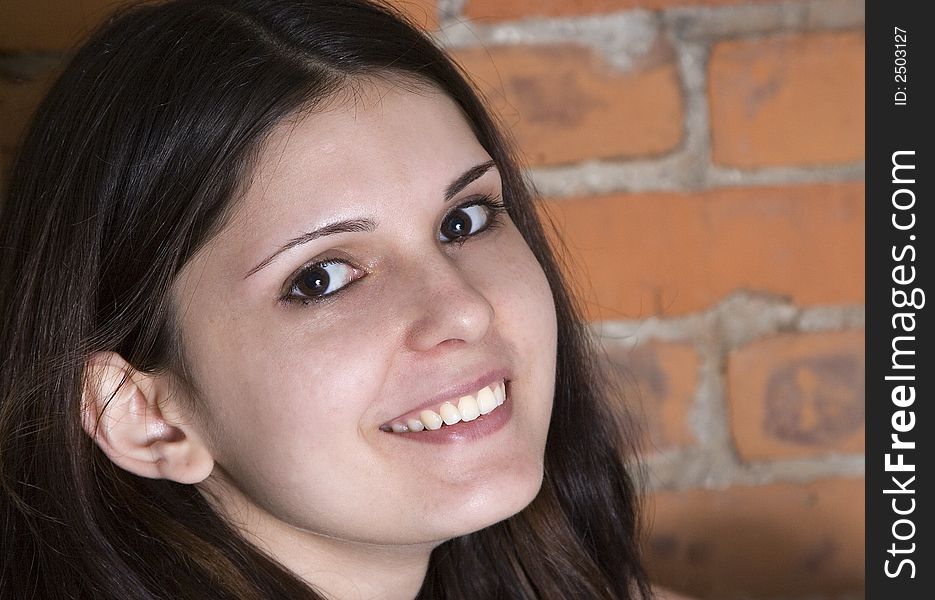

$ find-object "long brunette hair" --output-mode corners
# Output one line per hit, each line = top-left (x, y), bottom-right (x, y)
(0, 1), (651, 598)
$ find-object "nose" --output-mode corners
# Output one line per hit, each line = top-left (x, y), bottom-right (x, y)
(401, 252), (495, 353)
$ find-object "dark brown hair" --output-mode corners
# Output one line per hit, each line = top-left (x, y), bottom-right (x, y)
(0, 1), (651, 598)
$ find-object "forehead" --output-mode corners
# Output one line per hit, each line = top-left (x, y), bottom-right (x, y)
(242, 79), (488, 209)
(196, 78), (495, 277)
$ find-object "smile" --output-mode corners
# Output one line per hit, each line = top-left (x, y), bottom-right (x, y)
(380, 379), (507, 433)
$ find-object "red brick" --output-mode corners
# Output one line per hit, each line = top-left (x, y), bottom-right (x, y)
(0, 0), (130, 52)
(709, 30), (865, 169)
(454, 44), (683, 166)
(727, 330), (864, 461)
(603, 340), (699, 452)
(539, 181), (864, 320)
(465, 0), (777, 20)
(646, 479), (864, 599)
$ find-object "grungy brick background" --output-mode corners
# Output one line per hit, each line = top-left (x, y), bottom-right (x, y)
(1, 1), (865, 599)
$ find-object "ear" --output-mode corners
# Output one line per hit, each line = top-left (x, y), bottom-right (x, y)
(81, 351), (214, 484)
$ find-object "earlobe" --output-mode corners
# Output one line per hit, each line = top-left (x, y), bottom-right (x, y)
(82, 351), (214, 484)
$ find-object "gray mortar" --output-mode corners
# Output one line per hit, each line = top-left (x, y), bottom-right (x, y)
(647, 448), (865, 491)
(664, 0), (864, 41)
(436, 0), (465, 23)
(436, 11), (661, 71)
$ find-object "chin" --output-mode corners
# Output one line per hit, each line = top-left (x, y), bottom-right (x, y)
(429, 459), (546, 542)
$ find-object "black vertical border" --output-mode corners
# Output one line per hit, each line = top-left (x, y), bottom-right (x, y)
(866, 1), (932, 598)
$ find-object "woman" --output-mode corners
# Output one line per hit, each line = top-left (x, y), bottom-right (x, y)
(0, 1), (651, 598)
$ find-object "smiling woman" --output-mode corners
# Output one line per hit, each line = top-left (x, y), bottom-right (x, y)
(0, 1), (650, 599)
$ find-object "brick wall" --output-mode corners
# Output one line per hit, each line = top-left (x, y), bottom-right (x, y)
(1, 1), (865, 598)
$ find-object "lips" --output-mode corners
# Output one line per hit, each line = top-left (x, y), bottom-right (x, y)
(380, 378), (507, 433)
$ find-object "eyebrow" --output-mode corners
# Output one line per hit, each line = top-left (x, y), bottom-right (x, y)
(244, 219), (376, 278)
(444, 159), (496, 203)
(244, 159), (498, 279)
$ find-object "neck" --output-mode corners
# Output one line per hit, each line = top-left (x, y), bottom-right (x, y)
(263, 527), (434, 600)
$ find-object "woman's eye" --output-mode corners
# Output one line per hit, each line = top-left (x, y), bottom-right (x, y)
(438, 202), (499, 243)
(285, 260), (360, 303)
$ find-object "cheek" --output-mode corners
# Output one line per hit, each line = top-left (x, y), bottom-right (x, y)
(188, 327), (396, 525)
(183, 305), (394, 474)
(489, 227), (558, 356)
(480, 225), (558, 436)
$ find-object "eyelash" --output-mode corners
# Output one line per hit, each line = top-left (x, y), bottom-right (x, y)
(279, 194), (508, 306)
(442, 194), (506, 246)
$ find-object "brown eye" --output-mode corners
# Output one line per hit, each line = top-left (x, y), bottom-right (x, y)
(439, 204), (491, 242)
(288, 260), (359, 301)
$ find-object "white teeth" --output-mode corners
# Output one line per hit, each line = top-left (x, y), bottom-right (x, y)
(439, 402), (462, 426)
(420, 410), (443, 430)
(458, 394), (481, 421)
(494, 380), (505, 406)
(476, 386), (497, 414)
(385, 379), (509, 433)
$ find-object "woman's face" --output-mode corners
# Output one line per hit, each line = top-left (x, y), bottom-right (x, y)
(172, 79), (558, 549)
